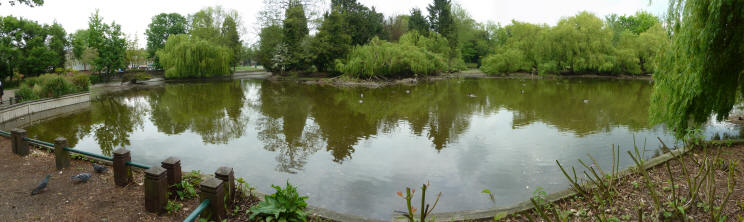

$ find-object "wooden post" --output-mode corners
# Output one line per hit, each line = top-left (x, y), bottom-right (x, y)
(53, 137), (70, 170)
(10, 129), (28, 156)
(144, 166), (168, 213)
(199, 177), (226, 221)
(161, 157), (182, 190)
(113, 148), (132, 186)
(215, 166), (235, 209)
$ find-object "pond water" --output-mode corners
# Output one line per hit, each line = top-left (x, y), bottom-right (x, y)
(22, 78), (742, 219)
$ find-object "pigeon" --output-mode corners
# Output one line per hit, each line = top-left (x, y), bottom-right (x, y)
(71, 173), (92, 183)
(92, 163), (107, 173)
(31, 174), (51, 195)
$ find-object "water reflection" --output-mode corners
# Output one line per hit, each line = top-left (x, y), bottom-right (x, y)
(24, 78), (740, 219)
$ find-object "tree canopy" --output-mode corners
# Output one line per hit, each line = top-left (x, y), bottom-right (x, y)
(145, 13), (187, 69)
(87, 10), (127, 77)
(649, 0), (744, 136)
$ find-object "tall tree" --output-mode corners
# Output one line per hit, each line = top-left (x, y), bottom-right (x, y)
(427, 0), (456, 44)
(330, 0), (384, 45)
(70, 29), (89, 69)
(408, 8), (429, 34)
(311, 9), (351, 73)
(87, 10), (127, 78)
(256, 25), (283, 72)
(145, 13), (187, 69)
(221, 16), (241, 70)
(47, 22), (67, 69)
(649, 0), (744, 136)
(282, 0), (309, 70)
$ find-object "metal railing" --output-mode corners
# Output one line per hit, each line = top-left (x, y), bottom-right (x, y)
(0, 130), (150, 169)
(183, 199), (210, 222)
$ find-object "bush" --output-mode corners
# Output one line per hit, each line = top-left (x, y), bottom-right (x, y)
(14, 73), (90, 102)
(538, 61), (560, 75)
(89, 74), (102, 84)
(249, 181), (308, 222)
(157, 34), (232, 79)
(15, 85), (39, 102)
(337, 37), (447, 78)
(69, 73), (91, 91)
(480, 48), (529, 75)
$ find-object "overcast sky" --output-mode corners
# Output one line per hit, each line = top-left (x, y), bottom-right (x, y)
(1, 0), (669, 47)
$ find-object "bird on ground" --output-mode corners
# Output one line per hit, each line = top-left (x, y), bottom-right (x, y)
(92, 163), (107, 173)
(71, 173), (92, 183)
(31, 175), (51, 195)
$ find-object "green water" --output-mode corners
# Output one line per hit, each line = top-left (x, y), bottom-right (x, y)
(24, 78), (732, 219)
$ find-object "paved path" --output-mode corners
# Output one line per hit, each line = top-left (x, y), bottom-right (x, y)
(1, 89), (15, 107)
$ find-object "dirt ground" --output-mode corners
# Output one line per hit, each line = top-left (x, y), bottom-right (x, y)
(501, 144), (744, 221)
(0, 137), (198, 222)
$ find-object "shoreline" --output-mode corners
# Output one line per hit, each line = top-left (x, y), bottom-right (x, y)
(268, 70), (653, 88)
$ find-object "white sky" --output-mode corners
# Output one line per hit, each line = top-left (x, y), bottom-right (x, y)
(0, 0), (669, 47)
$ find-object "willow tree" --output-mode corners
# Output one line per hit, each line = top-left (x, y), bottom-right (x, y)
(156, 34), (232, 78)
(650, 0), (744, 136)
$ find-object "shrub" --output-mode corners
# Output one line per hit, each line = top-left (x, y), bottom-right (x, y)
(538, 61), (560, 75)
(14, 73), (90, 102)
(89, 74), (102, 84)
(15, 85), (40, 102)
(157, 34), (232, 79)
(480, 48), (529, 75)
(69, 73), (91, 91)
(337, 37), (447, 78)
(249, 181), (308, 222)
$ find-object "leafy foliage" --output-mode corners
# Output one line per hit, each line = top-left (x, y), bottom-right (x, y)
(480, 11), (668, 75)
(87, 10), (127, 78)
(649, 0), (744, 136)
(156, 34), (232, 78)
(15, 73), (90, 102)
(0, 16), (66, 79)
(249, 181), (308, 222)
(145, 13), (187, 69)
(337, 37), (446, 78)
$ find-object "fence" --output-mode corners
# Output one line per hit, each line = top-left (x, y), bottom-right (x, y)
(0, 129), (232, 222)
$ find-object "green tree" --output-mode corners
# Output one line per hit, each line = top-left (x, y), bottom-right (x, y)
(408, 8), (429, 34)
(256, 25), (283, 72)
(331, 0), (384, 46)
(221, 16), (241, 70)
(145, 13), (187, 69)
(649, 0), (744, 136)
(311, 9), (351, 73)
(427, 0), (456, 47)
(47, 22), (67, 69)
(156, 34), (232, 78)
(87, 10), (127, 78)
(282, 0), (310, 71)
(70, 29), (91, 70)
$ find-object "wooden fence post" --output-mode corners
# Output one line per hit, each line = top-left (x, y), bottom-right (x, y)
(10, 129), (28, 156)
(161, 157), (182, 191)
(113, 148), (132, 186)
(215, 166), (235, 209)
(144, 166), (168, 213)
(53, 137), (70, 170)
(199, 177), (226, 221)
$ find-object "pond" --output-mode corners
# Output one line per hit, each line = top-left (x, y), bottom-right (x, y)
(22, 77), (742, 219)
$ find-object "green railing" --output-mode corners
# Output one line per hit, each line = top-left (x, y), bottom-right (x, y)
(1, 130), (150, 169)
(184, 199), (210, 222)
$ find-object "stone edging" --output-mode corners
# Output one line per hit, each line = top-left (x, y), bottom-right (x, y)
(0, 92), (90, 124)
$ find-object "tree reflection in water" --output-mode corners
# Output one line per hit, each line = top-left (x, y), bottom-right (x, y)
(25, 78), (659, 172)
